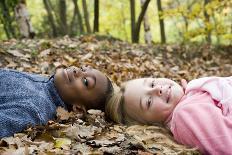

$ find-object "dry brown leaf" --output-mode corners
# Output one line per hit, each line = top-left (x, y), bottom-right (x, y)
(56, 107), (75, 121)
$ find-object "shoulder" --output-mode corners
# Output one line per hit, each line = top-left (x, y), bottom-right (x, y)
(172, 92), (221, 129)
(0, 99), (55, 125)
(170, 92), (232, 154)
(0, 68), (48, 82)
(170, 92), (216, 143)
(0, 100), (43, 122)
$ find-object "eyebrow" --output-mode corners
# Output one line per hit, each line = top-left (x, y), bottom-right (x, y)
(140, 79), (147, 110)
(139, 96), (144, 111)
(89, 74), (96, 89)
(143, 78), (147, 85)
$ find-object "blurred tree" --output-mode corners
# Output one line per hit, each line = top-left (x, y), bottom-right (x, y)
(59, 0), (68, 35)
(14, 0), (35, 38)
(0, 0), (17, 39)
(175, 0), (196, 42)
(43, 0), (57, 37)
(140, 0), (152, 44)
(94, 0), (99, 32)
(130, 0), (150, 43)
(0, 0), (231, 44)
(204, 0), (211, 43)
(71, 0), (84, 35)
(82, 0), (91, 33)
(130, 0), (136, 42)
(156, 0), (166, 43)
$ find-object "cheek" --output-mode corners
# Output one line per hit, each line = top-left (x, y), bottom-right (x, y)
(71, 80), (83, 92)
(153, 101), (167, 111)
(172, 87), (184, 103)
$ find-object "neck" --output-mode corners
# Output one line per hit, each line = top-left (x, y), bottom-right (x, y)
(47, 75), (66, 108)
(164, 112), (173, 129)
(164, 94), (186, 129)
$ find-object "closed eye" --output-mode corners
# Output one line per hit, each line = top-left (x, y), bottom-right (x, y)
(151, 80), (155, 88)
(146, 97), (152, 109)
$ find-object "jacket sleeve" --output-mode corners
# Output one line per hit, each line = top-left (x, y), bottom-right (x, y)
(0, 102), (42, 138)
(172, 103), (232, 155)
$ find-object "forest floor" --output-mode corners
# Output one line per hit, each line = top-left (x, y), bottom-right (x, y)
(0, 35), (231, 155)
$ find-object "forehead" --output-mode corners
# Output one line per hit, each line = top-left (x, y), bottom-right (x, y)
(92, 69), (107, 85)
(123, 78), (149, 122)
(125, 78), (152, 89)
(86, 69), (108, 105)
(84, 69), (108, 108)
(124, 78), (148, 106)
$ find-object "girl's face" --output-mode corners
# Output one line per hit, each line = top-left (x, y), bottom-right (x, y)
(54, 66), (108, 110)
(123, 78), (184, 124)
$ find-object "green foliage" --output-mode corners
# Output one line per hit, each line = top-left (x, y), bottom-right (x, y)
(0, 0), (19, 39)
(0, 0), (231, 45)
(162, 0), (232, 44)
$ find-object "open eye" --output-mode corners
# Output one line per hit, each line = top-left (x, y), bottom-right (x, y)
(82, 77), (88, 87)
(146, 97), (152, 109)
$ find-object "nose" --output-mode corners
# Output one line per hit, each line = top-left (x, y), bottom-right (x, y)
(71, 66), (91, 77)
(70, 66), (81, 78)
(81, 66), (92, 71)
(149, 86), (162, 96)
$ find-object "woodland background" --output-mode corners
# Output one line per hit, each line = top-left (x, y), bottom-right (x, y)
(0, 0), (232, 154)
(0, 0), (231, 44)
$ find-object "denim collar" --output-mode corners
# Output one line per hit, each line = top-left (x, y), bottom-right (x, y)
(46, 75), (67, 109)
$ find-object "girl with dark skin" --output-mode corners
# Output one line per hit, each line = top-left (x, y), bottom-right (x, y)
(0, 66), (113, 138)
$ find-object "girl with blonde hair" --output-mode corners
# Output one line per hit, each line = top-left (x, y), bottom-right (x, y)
(105, 76), (232, 155)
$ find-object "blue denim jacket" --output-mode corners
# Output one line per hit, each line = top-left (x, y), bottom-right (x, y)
(0, 69), (66, 138)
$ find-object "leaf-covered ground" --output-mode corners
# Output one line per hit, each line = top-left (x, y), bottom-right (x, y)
(0, 35), (231, 155)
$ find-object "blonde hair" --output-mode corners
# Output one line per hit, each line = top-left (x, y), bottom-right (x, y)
(105, 83), (140, 125)
(105, 81), (165, 127)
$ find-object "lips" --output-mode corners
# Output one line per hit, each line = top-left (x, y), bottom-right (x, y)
(63, 69), (71, 83)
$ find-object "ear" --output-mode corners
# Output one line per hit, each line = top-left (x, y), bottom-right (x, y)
(72, 104), (87, 116)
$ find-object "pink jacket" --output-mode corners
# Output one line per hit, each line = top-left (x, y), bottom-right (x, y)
(166, 77), (232, 155)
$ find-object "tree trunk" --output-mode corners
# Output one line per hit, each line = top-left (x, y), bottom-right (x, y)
(14, 0), (35, 38)
(157, 0), (166, 43)
(43, 0), (57, 37)
(176, 0), (190, 42)
(212, 13), (220, 44)
(93, 0), (99, 32)
(59, 0), (68, 35)
(140, 0), (152, 44)
(0, 0), (16, 38)
(82, 0), (91, 33)
(134, 0), (150, 43)
(204, 0), (211, 44)
(130, 0), (136, 43)
(72, 0), (84, 34)
(70, 0), (77, 36)
(0, 17), (10, 38)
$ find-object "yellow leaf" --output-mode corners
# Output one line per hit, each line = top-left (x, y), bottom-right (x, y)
(192, 3), (202, 15)
(54, 138), (71, 149)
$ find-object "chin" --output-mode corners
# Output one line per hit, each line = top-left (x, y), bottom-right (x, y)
(172, 89), (184, 106)
(175, 92), (184, 105)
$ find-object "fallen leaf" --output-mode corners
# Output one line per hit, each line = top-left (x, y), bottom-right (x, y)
(54, 138), (71, 150)
(56, 107), (74, 121)
(7, 50), (24, 57)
